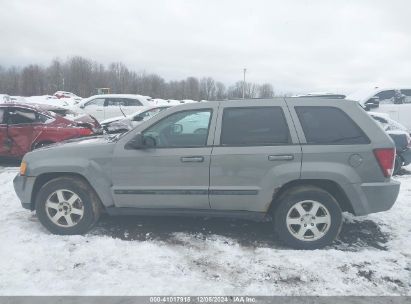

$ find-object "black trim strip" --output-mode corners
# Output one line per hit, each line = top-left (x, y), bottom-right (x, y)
(114, 190), (208, 195)
(209, 190), (258, 195)
(114, 189), (259, 195)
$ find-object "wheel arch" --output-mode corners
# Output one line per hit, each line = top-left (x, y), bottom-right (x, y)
(31, 172), (103, 210)
(269, 179), (354, 215)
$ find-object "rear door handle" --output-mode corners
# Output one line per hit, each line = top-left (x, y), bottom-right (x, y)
(180, 156), (204, 163)
(268, 154), (294, 161)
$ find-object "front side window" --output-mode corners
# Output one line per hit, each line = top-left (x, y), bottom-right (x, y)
(295, 106), (370, 144)
(86, 98), (105, 107)
(143, 109), (212, 148)
(106, 98), (126, 107)
(7, 108), (46, 125)
(220, 107), (290, 146)
(0, 109), (4, 124)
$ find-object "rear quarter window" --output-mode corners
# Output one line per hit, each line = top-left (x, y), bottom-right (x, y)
(295, 106), (370, 145)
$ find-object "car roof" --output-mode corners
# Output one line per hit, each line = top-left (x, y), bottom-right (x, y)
(79, 94), (150, 106)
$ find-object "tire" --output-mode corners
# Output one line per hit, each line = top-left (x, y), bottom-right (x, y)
(272, 186), (342, 250)
(35, 177), (102, 235)
(393, 154), (403, 175)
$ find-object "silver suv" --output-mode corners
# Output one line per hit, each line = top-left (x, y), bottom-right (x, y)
(13, 98), (400, 249)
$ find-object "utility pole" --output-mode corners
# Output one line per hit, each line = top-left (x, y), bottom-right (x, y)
(242, 68), (247, 99)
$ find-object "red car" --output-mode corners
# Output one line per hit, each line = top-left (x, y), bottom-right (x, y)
(0, 103), (101, 159)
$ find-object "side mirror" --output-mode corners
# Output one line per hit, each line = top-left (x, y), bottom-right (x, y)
(364, 97), (379, 110)
(79, 104), (85, 109)
(133, 115), (144, 122)
(125, 133), (143, 149)
(125, 133), (156, 149)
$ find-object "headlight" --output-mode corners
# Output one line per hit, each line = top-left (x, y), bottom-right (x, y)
(20, 161), (27, 176)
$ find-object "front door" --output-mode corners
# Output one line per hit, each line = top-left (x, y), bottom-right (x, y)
(111, 106), (217, 209)
(83, 98), (106, 121)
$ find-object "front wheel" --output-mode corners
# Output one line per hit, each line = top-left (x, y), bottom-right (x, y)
(35, 177), (102, 235)
(272, 186), (342, 249)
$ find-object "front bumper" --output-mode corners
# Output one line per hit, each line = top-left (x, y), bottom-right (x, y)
(13, 174), (36, 210)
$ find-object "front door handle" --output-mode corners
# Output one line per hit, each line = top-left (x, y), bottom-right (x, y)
(180, 156), (204, 163)
(268, 154), (294, 161)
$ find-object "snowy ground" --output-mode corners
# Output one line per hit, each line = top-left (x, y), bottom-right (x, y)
(0, 164), (410, 295)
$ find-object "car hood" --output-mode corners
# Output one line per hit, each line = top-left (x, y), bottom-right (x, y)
(30, 135), (116, 153)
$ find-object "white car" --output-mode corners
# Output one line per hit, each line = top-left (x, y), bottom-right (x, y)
(77, 94), (151, 121)
(346, 87), (411, 130)
(0, 94), (11, 103)
(100, 106), (170, 133)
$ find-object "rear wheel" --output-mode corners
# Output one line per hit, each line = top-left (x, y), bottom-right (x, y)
(272, 186), (342, 249)
(35, 177), (102, 235)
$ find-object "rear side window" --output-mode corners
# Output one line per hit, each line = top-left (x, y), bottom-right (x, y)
(124, 98), (143, 106)
(295, 106), (370, 144)
(220, 107), (290, 146)
(0, 109), (4, 124)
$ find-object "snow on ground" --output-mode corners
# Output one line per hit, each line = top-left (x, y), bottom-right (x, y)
(0, 165), (410, 295)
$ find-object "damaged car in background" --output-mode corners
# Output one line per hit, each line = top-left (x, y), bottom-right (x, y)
(101, 105), (170, 133)
(0, 103), (101, 159)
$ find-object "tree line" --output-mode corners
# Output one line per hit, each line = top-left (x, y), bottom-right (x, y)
(0, 56), (277, 100)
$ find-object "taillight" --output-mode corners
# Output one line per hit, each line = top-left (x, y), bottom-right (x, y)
(373, 148), (395, 177)
(77, 128), (93, 136)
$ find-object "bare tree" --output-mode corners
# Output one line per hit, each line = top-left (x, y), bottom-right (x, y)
(258, 83), (274, 98)
(215, 81), (226, 100)
(200, 77), (216, 100)
(0, 56), (278, 100)
(21, 65), (45, 96)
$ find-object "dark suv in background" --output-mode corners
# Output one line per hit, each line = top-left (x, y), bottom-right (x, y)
(14, 98), (400, 249)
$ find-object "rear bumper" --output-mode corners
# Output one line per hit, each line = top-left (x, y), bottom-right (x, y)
(13, 174), (36, 210)
(344, 180), (400, 216)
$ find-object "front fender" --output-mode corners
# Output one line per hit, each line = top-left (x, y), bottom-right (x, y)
(29, 158), (114, 207)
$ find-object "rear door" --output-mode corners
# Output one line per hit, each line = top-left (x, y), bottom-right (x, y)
(209, 99), (302, 212)
(286, 98), (385, 183)
(105, 98), (125, 120)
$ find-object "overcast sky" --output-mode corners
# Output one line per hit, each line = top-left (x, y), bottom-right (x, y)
(1, 0), (411, 94)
